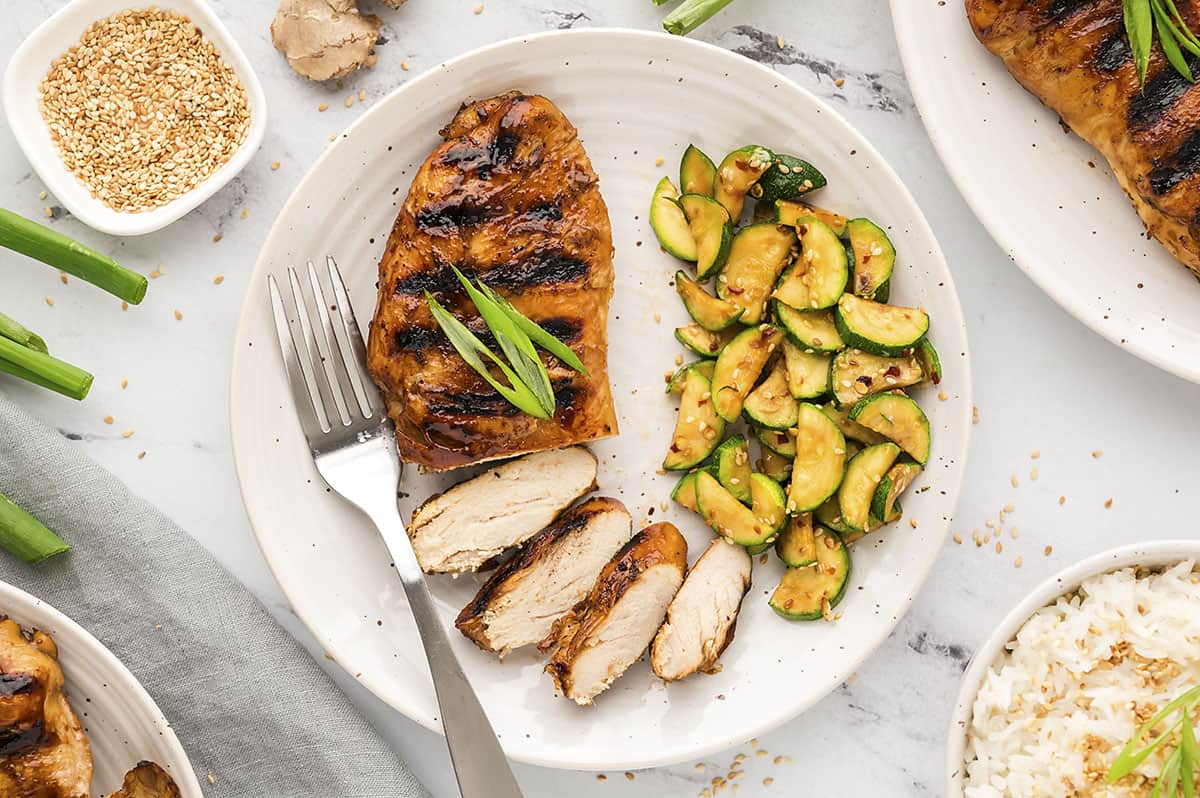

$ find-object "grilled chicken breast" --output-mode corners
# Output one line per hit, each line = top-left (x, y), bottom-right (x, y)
(543, 522), (687, 705)
(456, 497), (633, 655)
(409, 447), (597, 574)
(366, 91), (618, 470)
(650, 539), (752, 681)
(0, 619), (91, 798)
(966, 0), (1200, 275)
(107, 762), (180, 798)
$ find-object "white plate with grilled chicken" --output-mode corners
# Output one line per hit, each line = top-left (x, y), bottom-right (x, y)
(0, 579), (202, 797)
(893, 0), (1200, 383)
(230, 29), (971, 769)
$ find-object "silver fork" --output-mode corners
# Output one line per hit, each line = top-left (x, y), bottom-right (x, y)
(267, 256), (523, 798)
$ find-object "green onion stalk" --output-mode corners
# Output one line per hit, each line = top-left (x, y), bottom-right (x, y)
(0, 493), (70, 564)
(662, 0), (736, 36)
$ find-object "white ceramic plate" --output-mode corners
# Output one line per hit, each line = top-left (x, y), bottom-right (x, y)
(230, 29), (971, 770)
(2, 0), (266, 236)
(0, 579), (202, 797)
(946, 540), (1200, 795)
(892, 2), (1200, 384)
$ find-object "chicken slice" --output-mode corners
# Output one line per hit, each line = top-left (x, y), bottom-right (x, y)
(0, 618), (91, 798)
(542, 522), (687, 705)
(107, 761), (181, 798)
(650, 538), (752, 681)
(456, 497), (633, 656)
(409, 447), (598, 574)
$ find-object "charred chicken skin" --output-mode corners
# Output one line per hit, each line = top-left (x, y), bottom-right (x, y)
(367, 91), (618, 470)
(966, 0), (1200, 276)
(0, 619), (91, 798)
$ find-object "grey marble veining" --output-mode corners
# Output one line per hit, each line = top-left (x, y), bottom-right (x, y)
(4, 2), (1200, 797)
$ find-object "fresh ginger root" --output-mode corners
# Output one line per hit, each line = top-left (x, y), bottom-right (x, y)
(271, 0), (381, 81)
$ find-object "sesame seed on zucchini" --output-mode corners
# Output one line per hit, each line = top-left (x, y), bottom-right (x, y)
(769, 528), (851, 621)
(751, 154), (827, 204)
(775, 512), (818, 567)
(830, 349), (924, 407)
(774, 199), (848, 236)
(837, 443), (901, 532)
(716, 223), (795, 325)
(845, 218), (896, 301)
(714, 434), (753, 504)
(713, 145), (774, 221)
(696, 470), (786, 547)
(834, 293), (929, 357)
(772, 217), (847, 311)
(781, 340), (832, 400)
(711, 325), (782, 422)
(675, 269), (744, 331)
(787, 403), (847, 514)
(774, 301), (844, 353)
(663, 368), (725, 471)
(675, 323), (737, 358)
(665, 359), (716, 394)
(742, 358), (799, 430)
(871, 460), (922, 525)
(758, 446), (793, 483)
(849, 392), (932, 465)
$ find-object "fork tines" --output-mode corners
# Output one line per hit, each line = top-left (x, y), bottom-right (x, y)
(268, 256), (379, 441)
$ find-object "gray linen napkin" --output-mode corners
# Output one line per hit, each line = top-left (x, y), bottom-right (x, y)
(0, 392), (430, 798)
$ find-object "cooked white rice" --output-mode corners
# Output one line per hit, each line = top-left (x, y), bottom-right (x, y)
(964, 561), (1200, 797)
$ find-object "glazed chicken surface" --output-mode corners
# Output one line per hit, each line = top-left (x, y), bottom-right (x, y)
(105, 761), (180, 798)
(0, 618), (91, 798)
(966, 0), (1200, 276)
(366, 91), (618, 470)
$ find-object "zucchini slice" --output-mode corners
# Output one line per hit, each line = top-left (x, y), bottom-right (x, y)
(849, 393), (932, 465)
(775, 200), (848, 236)
(743, 358), (799, 429)
(916, 338), (942, 385)
(716, 223), (796, 325)
(714, 434), (753, 504)
(774, 301), (844, 353)
(680, 144), (717, 197)
(834, 294), (929, 357)
(664, 370), (725, 471)
(675, 323), (737, 358)
(837, 443), (901, 531)
(649, 177), (697, 261)
(678, 194), (734, 278)
(671, 470), (702, 513)
(751, 154), (827, 203)
(772, 217), (847, 311)
(820, 402), (889, 446)
(845, 218), (896, 300)
(758, 446), (793, 483)
(675, 270), (744, 331)
(756, 426), (796, 458)
(712, 325), (783, 422)
(781, 340), (832, 400)
(814, 497), (856, 536)
(713, 145), (774, 221)
(787, 403), (846, 514)
(696, 471), (786, 547)
(830, 349), (924, 406)
(665, 359), (716, 394)
(775, 513), (817, 567)
(769, 528), (852, 620)
(871, 460), (922, 524)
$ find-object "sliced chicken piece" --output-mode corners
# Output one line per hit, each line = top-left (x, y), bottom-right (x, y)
(409, 447), (598, 574)
(542, 522), (687, 705)
(456, 497), (633, 655)
(107, 761), (181, 798)
(650, 538), (752, 681)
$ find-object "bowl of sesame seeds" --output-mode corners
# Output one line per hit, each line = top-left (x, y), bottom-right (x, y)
(3, 0), (266, 236)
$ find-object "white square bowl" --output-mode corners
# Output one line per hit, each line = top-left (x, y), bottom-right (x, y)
(2, 0), (267, 237)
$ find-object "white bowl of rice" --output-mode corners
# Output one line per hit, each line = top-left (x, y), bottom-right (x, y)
(948, 540), (1200, 797)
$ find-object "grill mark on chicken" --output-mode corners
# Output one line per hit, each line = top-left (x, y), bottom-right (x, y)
(1093, 32), (1130, 72)
(1151, 130), (1200, 194)
(420, 381), (579, 418)
(1043, 0), (1098, 20)
(1128, 59), (1198, 129)
(0, 722), (43, 756)
(0, 673), (36, 697)
(393, 317), (581, 353)
(393, 251), (590, 295)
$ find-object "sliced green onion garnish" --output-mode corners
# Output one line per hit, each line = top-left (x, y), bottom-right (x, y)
(0, 492), (70, 564)
(477, 282), (590, 375)
(425, 292), (551, 419)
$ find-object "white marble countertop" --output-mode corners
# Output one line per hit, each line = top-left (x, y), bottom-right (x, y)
(5, 1), (1200, 796)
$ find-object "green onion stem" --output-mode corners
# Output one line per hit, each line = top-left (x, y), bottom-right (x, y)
(663, 0), (735, 35)
(0, 492), (70, 564)
(0, 311), (47, 353)
(0, 335), (92, 400)
(0, 208), (147, 304)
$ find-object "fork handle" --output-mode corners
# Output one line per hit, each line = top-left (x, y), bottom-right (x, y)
(366, 507), (524, 798)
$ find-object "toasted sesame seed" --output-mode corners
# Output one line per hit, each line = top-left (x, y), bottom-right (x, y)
(953, 533), (962, 544)
(213, 233), (222, 243)
(240, 209), (249, 219)
(319, 103), (329, 112)
(103, 415), (114, 425)
(44, 295), (54, 307)
(653, 312), (662, 323)
(909, 518), (918, 529)
(835, 78), (845, 87)
(213, 275), (224, 285)
(38, 190), (47, 200)
(39, 9), (251, 213)
(764, 777), (775, 787)
(474, 3), (485, 13)
(1105, 498), (1113, 509)
(1014, 556), (1023, 568)
(937, 391), (948, 401)
(137, 450), (146, 459)
(174, 309), (183, 321)
(270, 161), (280, 170)
(1058, 496), (1065, 505)
(1044, 545), (1053, 556)
(596, 774), (606, 781)
(345, 94), (355, 108)
(44, 207), (53, 218)
(655, 157), (664, 166)
(1003, 503), (1015, 513)
(1091, 450), (1102, 458)
(120, 378), (128, 389)
(1031, 451), (1041, 459)
(624, 772), (634, 781)
(776, 36), (786, 48)
(1011, 474), (1019, 488)
(60, 273), (68, 285)
(121, 428), (134, 438)
(358, 90), (366, 101)
(995, 542), (1002, 553)
(1030, 467), (1039, 480)
(121, 301), (129, 311)
(401, 61), (410, 71)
